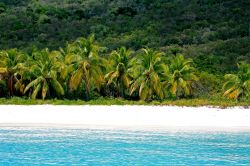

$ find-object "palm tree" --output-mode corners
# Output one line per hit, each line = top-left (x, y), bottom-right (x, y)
(105, 47), (133, 98)
(222, 62), (250, 100)
(48, 48), (81, 98)
(162, 54), (198, 98)
(23, 49), (64, 99)
(69, 35), (105, 100)
(0, 49), (27, 96)
(130, 48), (164, 101)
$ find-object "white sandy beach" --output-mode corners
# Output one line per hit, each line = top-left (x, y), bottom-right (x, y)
(0, 105), (250, 131)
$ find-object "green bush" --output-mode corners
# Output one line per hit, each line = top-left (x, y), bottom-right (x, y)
(198, 72), (223, 95)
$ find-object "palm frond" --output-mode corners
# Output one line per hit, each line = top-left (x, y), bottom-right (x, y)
(42, 80), (49, 100)
(51, 79), (65, 96)
(24, 76), (43, 94)
(70, 69), (83, 91)
(31, 83), (42, 99)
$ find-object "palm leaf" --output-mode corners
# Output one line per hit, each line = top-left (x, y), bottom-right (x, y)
(42, 80), (49, 100)
(31, 83), (42, 99)
(170, 81), (178, 95)
(140, 83), (149, 101)
(229, 89), (242, 99)
(51, 79), (65, 96)
(0, 67), (7, 74)
(24, 76), (43, 94)
(222, 81), (236, 91)
(107, 71), (119, 85)
(121, 74), (130, 88)
(70, 69), (83, 90)
(223, 86), (236, 98)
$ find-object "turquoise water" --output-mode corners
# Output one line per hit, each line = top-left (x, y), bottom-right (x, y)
(0, 127), (250, 165)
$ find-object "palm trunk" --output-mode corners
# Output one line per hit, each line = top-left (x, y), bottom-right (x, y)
(85, 87), (90, 101)
(7, 74), (14, 97)
(84, 77), (90, 101)
(118, 81), (124, 98)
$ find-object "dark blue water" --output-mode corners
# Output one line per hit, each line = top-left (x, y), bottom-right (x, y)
(0, 127), (250, 166)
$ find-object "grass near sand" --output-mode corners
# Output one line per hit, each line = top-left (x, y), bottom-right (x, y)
(0, 97), (249, 108)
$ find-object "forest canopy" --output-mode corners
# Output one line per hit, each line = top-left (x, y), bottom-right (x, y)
(0, 0), (249, 74)
(0, 0), (250, 104)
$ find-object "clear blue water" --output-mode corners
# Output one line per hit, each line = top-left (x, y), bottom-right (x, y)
(0, 127), (250, 166)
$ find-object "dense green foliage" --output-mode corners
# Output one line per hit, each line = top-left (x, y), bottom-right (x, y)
(0, 0), (249, 74)
(0, 0), (249, 105)
(223, 62), (250, 99)
(0, 35), (250, 104)
(0, 97), (249, 107)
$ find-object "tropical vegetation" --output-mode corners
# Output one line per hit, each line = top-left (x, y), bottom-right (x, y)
(0, 35), (249, 106)
(222, 62), (250, 100)
(0, 0), (249, 106)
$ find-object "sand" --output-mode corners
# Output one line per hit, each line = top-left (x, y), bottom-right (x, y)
(0, 105), (250, 131)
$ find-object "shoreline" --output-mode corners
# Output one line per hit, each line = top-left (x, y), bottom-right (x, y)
(1, 97), (249, 108)
(0, 105), (250, 131)
(0, 104), (249, 109)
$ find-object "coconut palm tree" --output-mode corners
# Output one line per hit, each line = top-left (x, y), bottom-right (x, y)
(0, 49), (27, 96)
(69, 35), (105, 100)
(23, 49), (64, 99)
(105, 47), (133, 98)
(222, 62), (250, 100)
(130, 48), (164, 101)
(162, 54), (198, 98)
(47, 48), (81, 99)
(56, 48), (80, 82)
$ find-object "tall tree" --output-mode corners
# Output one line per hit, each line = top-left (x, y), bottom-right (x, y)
(69, 35), (105, 100)
(51, 48), (81, 97)
(105, 47), (133, 98)
(162, 54), (198, 98)
(0, 49), (27, 96)
(130, 48), (164, 101)
(222, 62), (250, 100)
(23, 49), (65, 99)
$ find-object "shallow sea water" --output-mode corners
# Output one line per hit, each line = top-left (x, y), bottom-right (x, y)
(0, 127), (250, 166)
